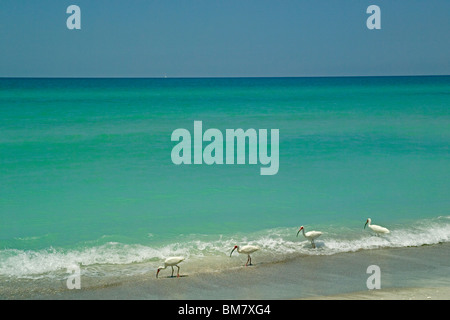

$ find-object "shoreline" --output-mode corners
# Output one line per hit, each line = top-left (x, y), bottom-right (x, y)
(2, 242), (449, 300)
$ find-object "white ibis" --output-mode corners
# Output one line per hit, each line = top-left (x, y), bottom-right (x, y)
(297, 226), (322, 248)
(156, 256), (185, 278)
(230, 245), (259, 266)
(364, 218), (390, 235)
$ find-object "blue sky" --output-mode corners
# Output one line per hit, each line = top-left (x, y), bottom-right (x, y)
(0, 0), (449, 77)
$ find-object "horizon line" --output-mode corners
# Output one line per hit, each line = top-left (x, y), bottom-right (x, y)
(0, 74), (449, 80)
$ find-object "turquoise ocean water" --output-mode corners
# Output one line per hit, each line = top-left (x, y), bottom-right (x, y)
(0, 77), (449, 283)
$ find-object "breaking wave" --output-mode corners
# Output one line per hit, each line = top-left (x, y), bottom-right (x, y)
(1, 216), (449, 279)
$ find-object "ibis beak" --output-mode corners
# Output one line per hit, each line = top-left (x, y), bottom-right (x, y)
(156, 269), (160, 278)
(230, 247), (237, 257)
(296, 229), (301, 237)
(364, 220), (368, 229)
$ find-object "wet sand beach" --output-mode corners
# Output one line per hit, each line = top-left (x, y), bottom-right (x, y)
(302, 286), (450, 300)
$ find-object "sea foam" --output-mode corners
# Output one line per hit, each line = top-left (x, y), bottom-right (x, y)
(1, 216), (449, 279)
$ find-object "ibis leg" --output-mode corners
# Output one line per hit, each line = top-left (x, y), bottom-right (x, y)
(247, 255), (252, 266)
